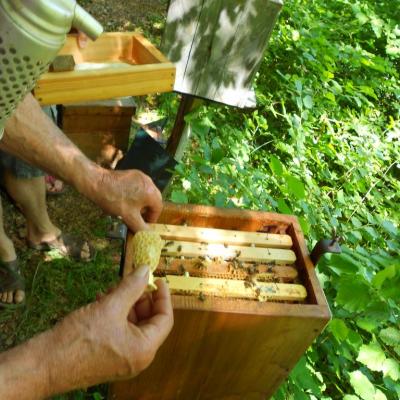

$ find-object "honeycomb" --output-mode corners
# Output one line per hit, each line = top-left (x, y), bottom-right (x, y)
(132, 231), (164, 291)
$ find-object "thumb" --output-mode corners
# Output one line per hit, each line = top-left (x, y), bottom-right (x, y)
(125, 212), (148, 233)
(110, 265), (149, 314)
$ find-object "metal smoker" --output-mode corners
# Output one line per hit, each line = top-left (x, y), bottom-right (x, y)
(0, 0), (103, 136)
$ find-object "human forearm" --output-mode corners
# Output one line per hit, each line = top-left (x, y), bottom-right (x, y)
(1, 93), (163, 231)
(0, 330), (51, 400)
(1, 93), (101, 197)
(0, 270), (173, 400)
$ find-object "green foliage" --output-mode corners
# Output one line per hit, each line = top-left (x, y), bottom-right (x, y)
(163, 0), (400, 398)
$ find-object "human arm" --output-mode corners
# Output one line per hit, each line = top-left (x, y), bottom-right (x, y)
(0, 266), (173, 399)
(1, 93), (162, 231)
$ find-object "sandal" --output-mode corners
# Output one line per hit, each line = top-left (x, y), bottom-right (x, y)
(28, 233), (96, 262)
(45, 175), (65, 196)
(0, 260), (25, 307)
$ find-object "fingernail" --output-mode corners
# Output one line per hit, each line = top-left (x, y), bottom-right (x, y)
(133, 265), (149, 278)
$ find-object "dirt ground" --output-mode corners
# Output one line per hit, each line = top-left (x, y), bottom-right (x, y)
(80, 0), (169, 41)
(0, 0), (168, 352)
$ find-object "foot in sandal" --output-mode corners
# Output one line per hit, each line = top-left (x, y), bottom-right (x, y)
(28, 233), (96, 262)
(45, 175), (65, 196)
(0, 260), (25, 307)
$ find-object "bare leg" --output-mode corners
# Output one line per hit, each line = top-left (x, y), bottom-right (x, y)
(4, 170), (93, 262)
(0, 198), (24, 304)
(3, 170), (61, 245)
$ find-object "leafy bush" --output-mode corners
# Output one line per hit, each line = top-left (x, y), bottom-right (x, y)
(165, 0), (400, 398)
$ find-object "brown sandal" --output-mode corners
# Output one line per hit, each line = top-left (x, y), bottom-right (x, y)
(28, 234), (96, 262)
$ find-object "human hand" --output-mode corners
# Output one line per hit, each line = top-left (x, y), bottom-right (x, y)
(46, 266), (173, 393)
(77, 31), (88, 49)
(88, 169), (163, 232)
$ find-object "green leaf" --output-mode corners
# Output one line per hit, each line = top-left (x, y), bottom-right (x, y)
(295, 79), (303, 92)
(359, 86), (378, 100)
(379, 327), (400, 346)
(344, 396), (360, 400)
(372, 265), (397, 289)
(336, 277), (371, 312)
(211, 147), (225, 164)
(349, 370), (376, 400)
(298, 216), (310, 235)
(357, 343), (386, 372)
(382, 359), (400, 381)
(170, 190), (188, 204)
(351, 216), (363, 228)
(356, 319), (379, 333)
(269, 155), (284, 176)
(381, 220), (397, 236)
(370, 16), (384, 38)
(277, 198), (292, 214)
(330, 253), (359, 274)
(214, 192), (226, 207)
(303, 95), (313, 109)
(352, 4), (369, 25)
(362, 226), (378, 240)
(337, 189), (345, 204)
(348, 329), (363, 351)
(190, 120), (210, 136)
(329, 318), (349, 341)
(285, 175), (306, 200)
(290, 356), (321, 395)
(374, 389), (387, 400)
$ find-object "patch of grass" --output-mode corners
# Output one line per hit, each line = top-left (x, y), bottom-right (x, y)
(0, 249), (119, 349)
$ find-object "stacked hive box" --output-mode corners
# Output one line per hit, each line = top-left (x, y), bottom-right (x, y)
(109, 203), (331, 400)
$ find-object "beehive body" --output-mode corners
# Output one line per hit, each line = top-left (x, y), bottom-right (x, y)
(109, 203), (330, 400)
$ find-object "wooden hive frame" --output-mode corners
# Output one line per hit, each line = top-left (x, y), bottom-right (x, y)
(109, 203), (331, 400)
(34, 33), (176, 105)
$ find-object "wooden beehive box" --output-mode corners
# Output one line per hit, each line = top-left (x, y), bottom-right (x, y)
(34, 33), (175, 105)
(60, 98), (136, 161)
(109, 203), (331, 400)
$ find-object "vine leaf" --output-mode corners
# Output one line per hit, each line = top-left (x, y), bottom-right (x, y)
(269, 155), (284, 176)
(379, 327), (400, 347)
(329, 318), (349, 341)
(382, 359), (400, 381)
(349, 371), (377, 400)
(357, 343), (386, 372)
(336, 277), (371, 312)
(285, 175), (306, 200)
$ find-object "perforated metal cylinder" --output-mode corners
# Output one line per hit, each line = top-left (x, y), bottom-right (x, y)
(0, 0), (102, 136)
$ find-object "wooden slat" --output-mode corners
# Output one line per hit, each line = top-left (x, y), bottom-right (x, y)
(161, 241), (296, 265)
(158, 202), (295, 234)
(151, 223), (292, 249)
(34, 32), (175, 105)
(59, 33), (135, 63)
(157, 258), (298, 282)
(132, 34), (170, 64)
(164, 275), (307, 302)
(35, 64), (175, 105)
